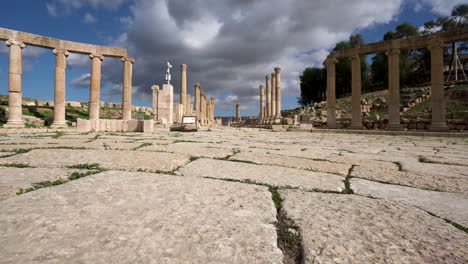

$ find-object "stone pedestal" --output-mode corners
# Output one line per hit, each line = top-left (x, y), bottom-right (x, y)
(387, 48), (402, 130)
(325, 56), (338, 129)
(51, 49), (69, 128)
(89, 54), (103, 120)
(429, 41), (449, 132)
(350, 55), (362, 129)
(4, 39), (25, 128)
(158, 84), (174, 124)
(122, 57), (134, 121)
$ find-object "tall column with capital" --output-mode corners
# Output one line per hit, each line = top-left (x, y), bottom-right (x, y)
(428, 41), (449, 131)
(51, 49), (70, 127)
(271, 72), (276, 119)
(121, 56), (134, 121)
(350, 55), (362, 129)
(265, 75), (271, 118)
(180, 64), (187, 115)
(89, 53), (104, 120)
(259, 84), (264, 120)
(387, 49), (401, 130)
(236, 103), (240, 122)
(4, 40), (25, 127)
(194, 83), (201, 121)
(274, 67), (282, 119)
(211, 97), (215, 121)
(325, 56), (338, 128)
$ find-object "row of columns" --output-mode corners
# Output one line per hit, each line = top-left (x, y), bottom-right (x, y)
(3, 39), (134, 128)
(193, 81), (215, 125)
(325, 41), (448, 131)
(259, 67), (282, 122)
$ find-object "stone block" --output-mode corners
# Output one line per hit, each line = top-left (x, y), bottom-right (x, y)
(99, 120), (107, 131)
(77, 119), (90, 132)
(116, 120), (123, 132)
(90, 119), (100, 132)
(67, 101), (81, 107)
(35, 100), (46, 106)
(143, 120), (154, 133)
(46, 101), (54, 107)
(100, 101), (105, 107)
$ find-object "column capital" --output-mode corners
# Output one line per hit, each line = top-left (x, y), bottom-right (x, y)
(53, 48), (70, 57)
(89, 53), (104, 61)
(151, 85), (159, 90)
(121, 56), (135, 63)
(271, 72), (275, 78)
(265, 74), (270, 80)
(351, 53), (360, 61)
(428, 40), (444, 51)
(260, 84), (264, 89)
(5, 39), (25, 48)
(324, 56), (338, 67)
(385, 48), (400, 56)
(274, 67), (282, 74)
(194, 82), (201, 88)
(180, 64), (187, 71)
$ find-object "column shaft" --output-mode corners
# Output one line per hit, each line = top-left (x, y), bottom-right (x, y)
(271, 73), (276, 117)
(387, 49), (401, 130)
(325, 57), (338, 128)
(429, 42), (449, 131)
(265, 75), (271, 118)
(122, 57), (134, 121)
(274, 67), (282, 118)
(259, 85), (264, 119)
(89, 54), (103, 120)
(350, 55), (362, 129)
(194, 84), (200, 121)
(186, 94), (191, 115)
(180, 64), (187, 115)
(236, 104), (240, 121)
(5, 40), (25, 128)
(51, 49), (69, 127)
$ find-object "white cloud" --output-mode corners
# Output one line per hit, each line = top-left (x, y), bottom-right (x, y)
(415, 0), (465, 15)
(45, 0), (124, 16)
(83, 13), (97, 23)
(70, 73), (91, 88)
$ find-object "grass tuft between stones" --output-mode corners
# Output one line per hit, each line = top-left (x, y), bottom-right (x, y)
(67, 163), (105, 171)
(0, 163), (30, 168)
(342, 165), (355, 194)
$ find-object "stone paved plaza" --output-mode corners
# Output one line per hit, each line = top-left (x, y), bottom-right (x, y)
(0, 128), (467, 263)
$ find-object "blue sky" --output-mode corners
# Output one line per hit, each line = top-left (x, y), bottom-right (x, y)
(0, 0), (465, 117)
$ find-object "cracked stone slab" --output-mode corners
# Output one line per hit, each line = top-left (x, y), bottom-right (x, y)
(0, 149), (189, 172)
(139, 142), (234, 158)
(351, 178), (468, 227)
(229, 152), (351, 176)
(0, 167), (78, 200)
(177, 158), (344, 192)
(280, 190), (468, 264)
(351, 165), (468, 194)
(0, 171), (283, 263)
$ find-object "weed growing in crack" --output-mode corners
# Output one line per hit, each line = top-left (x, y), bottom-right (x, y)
(217, 149), (240, 160)
(189, 156), (200, 161)
(86, 135), (100, 143)
(132, 142), (152, 150)
(0, 163), (30, 168)
(342, 165), (355, 194)
(52, 131), (65, 139)
(67, 163), (105, 171)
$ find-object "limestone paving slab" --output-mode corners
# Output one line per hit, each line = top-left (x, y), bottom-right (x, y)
(351, 178), (468, 227)
(0, 167), (78, 200)
(177, 158), (344, 192)
(351, 165), (468, 194)
(0, 171), (283, 263)
(229, 151), (351, 176)
(1, 149), (189, 172)
(139, 142), (235, 159)
(280, 190), (468, 264)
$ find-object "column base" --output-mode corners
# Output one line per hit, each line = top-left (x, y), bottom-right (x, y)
(429, 122), (449, 132)
(4, 120), (24, 128)
(50, 121), (68, 128)
(386, 124), (402, 131)
(350, 124), (363, 130)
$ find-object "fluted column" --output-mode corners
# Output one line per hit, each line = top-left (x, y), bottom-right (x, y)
(350, 55), (362, 129)
(386, 48), (401, 130)
(325, 56), (338, 129)
(194, 82), (201, 121)
(121, 56), (134, 121)
(259, 84), (264, 119)
(236, 103), (240, 122)
(180, 64), (188, 115)
(428, 41), (449, 131)
(265, 75), (271, 118)
(271, 72), (276, 119)
(274, 67), (282, 118)
(89, 53), (104, 120)
(50, 49), (70, 127)
(4, 39), (25, 128)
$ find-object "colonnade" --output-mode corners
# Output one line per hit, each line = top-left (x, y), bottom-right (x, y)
(1, 27), (132, 128)
(259, 67), (282, 123)
(323, 29), (468, 132)
(192, 81), (215, 125)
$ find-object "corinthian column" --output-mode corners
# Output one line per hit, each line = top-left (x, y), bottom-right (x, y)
(51, 49), (70, 127)
(428, 41), (449, 131)
(259, 84), (264, 119)
(180, 64), (187, 115)
(386, 48), (401, 130)
(265, 75), (271, 118)
(89, 53), (104, 120)
(271, 72), (276, 118)
(325, 56), (338, 129)
(274, 67), (282, 118)
(121, 56), (134, 121)
(194, 82), (201, 121)
(4, 39), (25, 128)
(350, 54), (362, 129)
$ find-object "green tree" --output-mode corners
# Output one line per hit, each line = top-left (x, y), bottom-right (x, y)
(298, 67), (326, 106)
